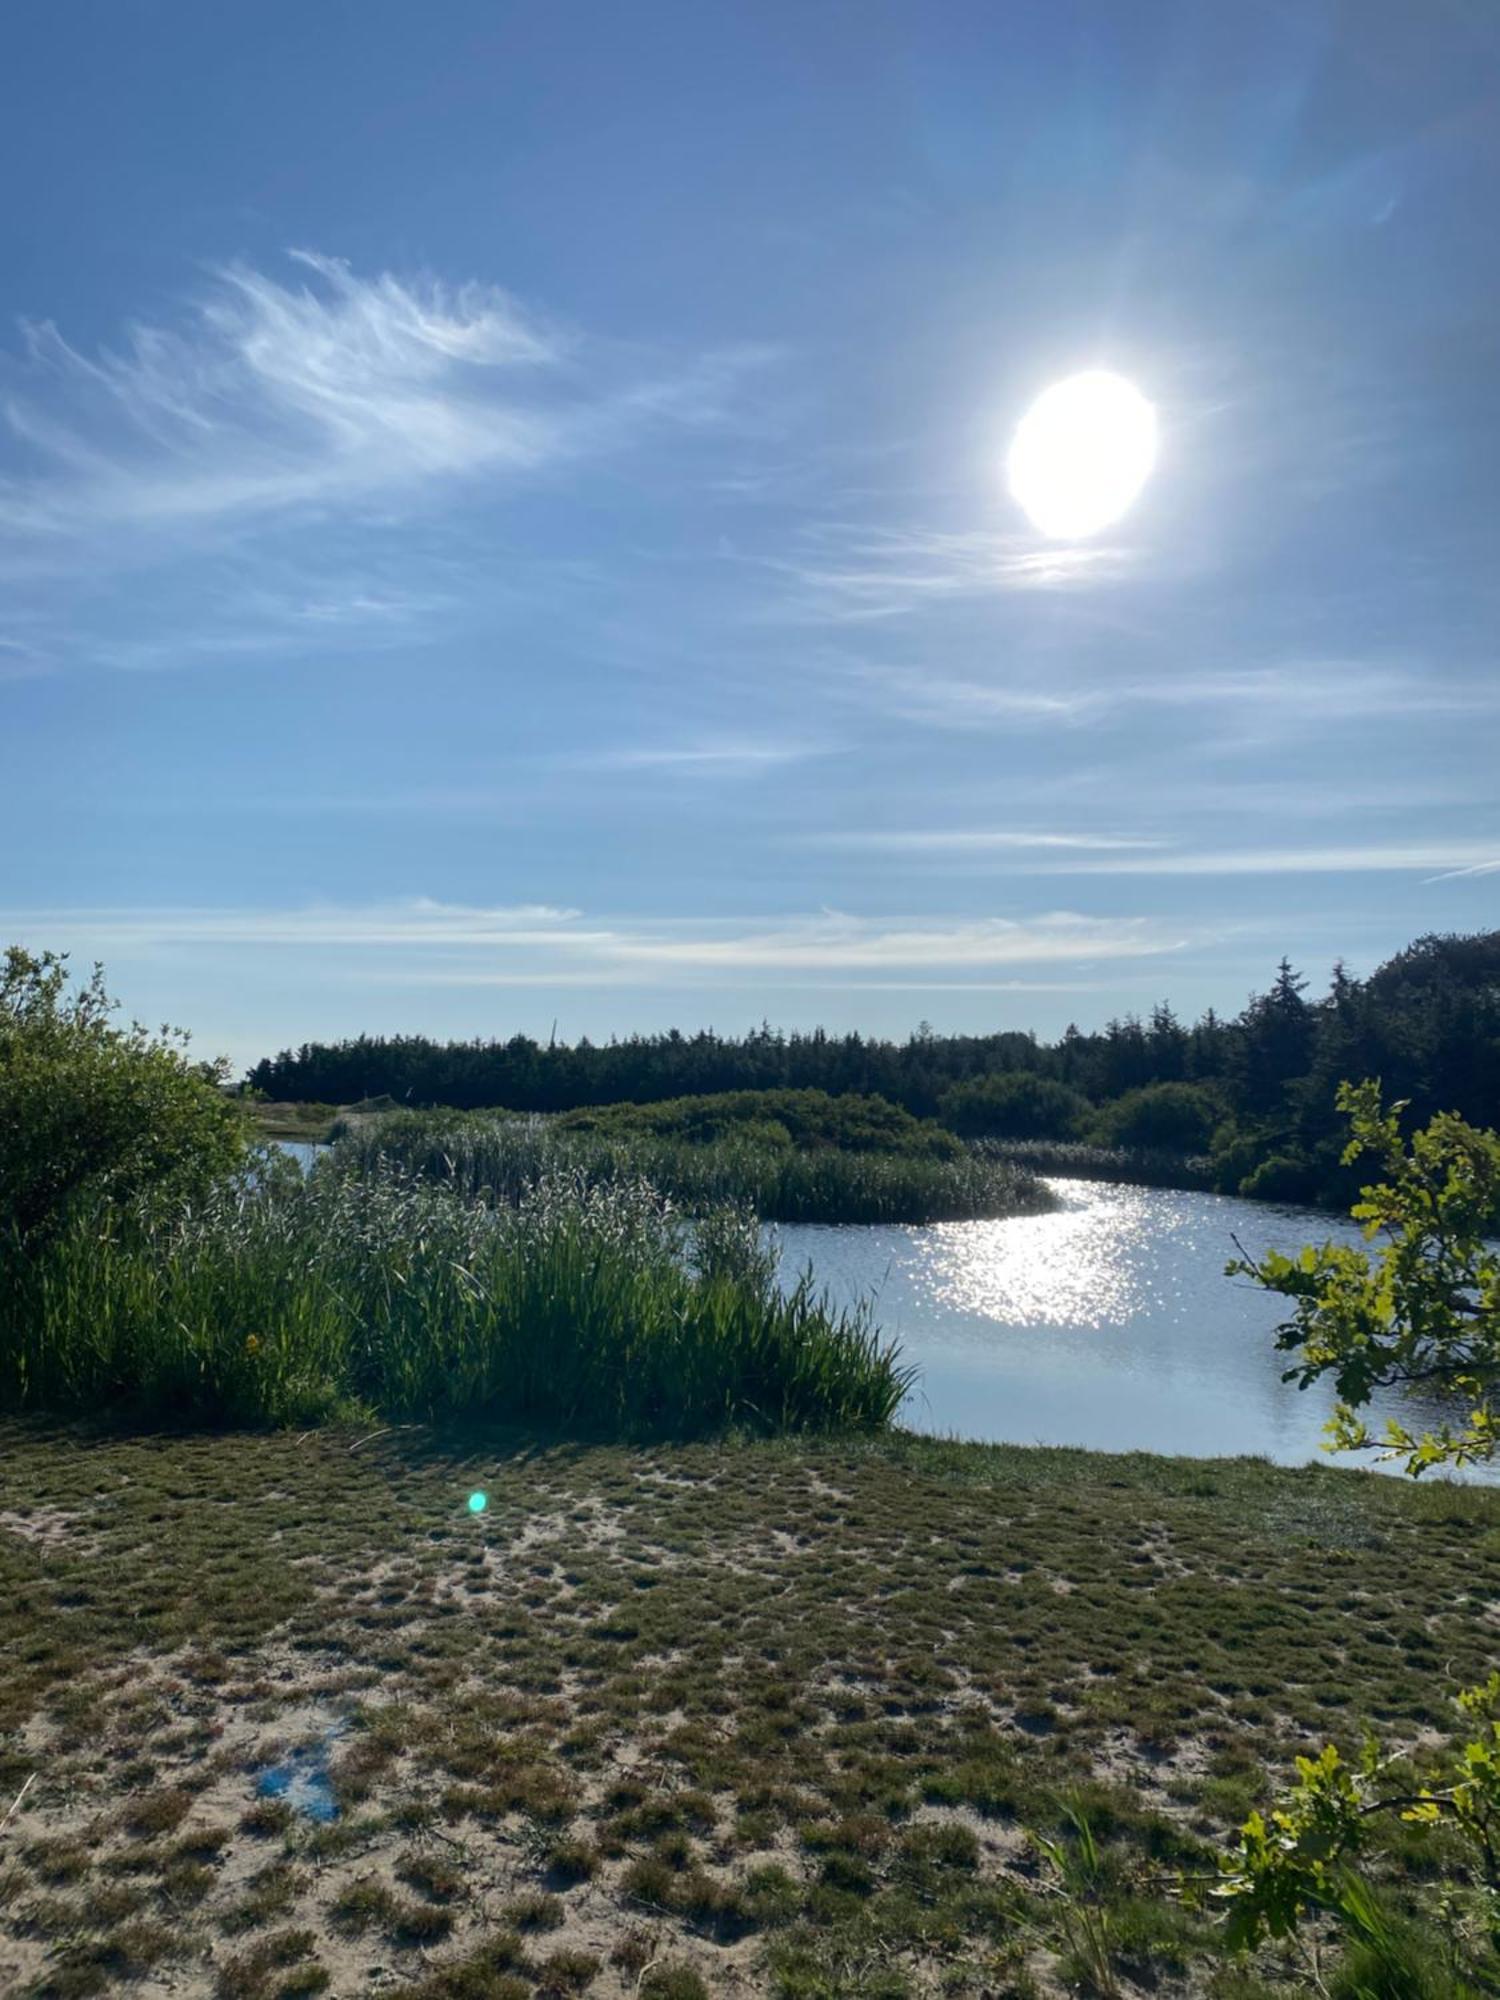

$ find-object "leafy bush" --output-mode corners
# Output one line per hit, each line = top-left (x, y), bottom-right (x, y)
(0, 1165), (913, 1434)
(1094, 1082), (1222, 1154)
(1236, 1151), (1320, 1206)
(1, 947), (248, 1246)
(1210, 1085), (1500, 1984)
(938, 1072), (1090, 1140)
(1232, 1080), (1500, 1474)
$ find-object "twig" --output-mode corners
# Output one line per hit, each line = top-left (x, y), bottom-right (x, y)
(0, 1774), (36, 1836)
(347, 1425), (418, 1453)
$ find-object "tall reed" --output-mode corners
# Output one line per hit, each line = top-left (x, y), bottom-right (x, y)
(0, 1166), (913, 1435)
(331, 1109), (1053, 1225)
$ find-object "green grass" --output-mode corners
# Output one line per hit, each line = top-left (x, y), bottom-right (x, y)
(331, 1103), (1053, 1226)
(1, 1424), (1496, 1997)
(0, 1167), (910, 1433)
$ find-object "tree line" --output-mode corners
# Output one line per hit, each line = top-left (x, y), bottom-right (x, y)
(247, 930), (1500, 1203)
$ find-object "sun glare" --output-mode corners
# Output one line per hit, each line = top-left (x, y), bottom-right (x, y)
(1007, 370), (1158, 540)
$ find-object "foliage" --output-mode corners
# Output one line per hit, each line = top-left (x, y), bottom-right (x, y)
(1230, 1080), (1500, 1474)
(330, 1105), (1053, 1226)
(1094, 1081), (1223, 1154)
(0, 1163), (912, 1434)
(938, 1071), (1090, 1140)
(1, 946), (249, 1246)
(1209, 1088), (1500, 1988)
(554, 1086), (962, 1157)
(246, 929), (1500, 1208)
(1212, 1680), (1500, 1970)
(1236, 1152), (1323, 1206)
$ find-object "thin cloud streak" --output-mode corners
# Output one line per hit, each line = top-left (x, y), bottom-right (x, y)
(767, 524), (1134, 621)
(1060, 842), (1500, 877)
(803, 836), (1500, 878)
(808, 830), (1168, 854)
(840, 659), (1497, 732)
(557, 740), (821, 777)
(799, 833), (1500, 877)
(4, 900), (1202, 982)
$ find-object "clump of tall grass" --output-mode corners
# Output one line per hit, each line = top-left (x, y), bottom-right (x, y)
(331, 1108), (1053, 1225)
(975, 1138), (1216, 1194)
(0, 1165), (912, 1435)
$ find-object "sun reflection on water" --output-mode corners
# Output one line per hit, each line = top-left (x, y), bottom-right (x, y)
(911, 1183), (1174, 1328)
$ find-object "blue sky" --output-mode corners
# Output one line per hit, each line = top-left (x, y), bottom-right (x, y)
(2, 0), (1497, 1074)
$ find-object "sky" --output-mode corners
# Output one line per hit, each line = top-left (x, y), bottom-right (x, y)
(2, 0), (1497, 1075)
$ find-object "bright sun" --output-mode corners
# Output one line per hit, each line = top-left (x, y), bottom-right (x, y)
(1007, 370), (1158, 540)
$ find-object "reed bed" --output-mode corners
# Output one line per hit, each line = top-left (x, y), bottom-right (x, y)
(331, 1106), (1054, 1224)
(0, 1166), (912, 1434)
(977, 1136), (1217, 1192)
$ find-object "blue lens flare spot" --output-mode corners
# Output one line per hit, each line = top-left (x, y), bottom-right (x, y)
(467, 1490), (488, 1514)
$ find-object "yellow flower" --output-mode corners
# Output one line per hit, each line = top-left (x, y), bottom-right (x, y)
(245, 1335), (261, 1356)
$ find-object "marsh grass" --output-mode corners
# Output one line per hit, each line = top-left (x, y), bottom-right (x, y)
(3, 1426), (1494, 1996)
(330, 1106), (1053, 1226)
(977, 1138), (1217, 1194)
(0, 1167), (911, 1433)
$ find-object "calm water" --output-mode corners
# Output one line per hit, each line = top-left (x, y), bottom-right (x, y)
(778, 1178), (1484, 1475)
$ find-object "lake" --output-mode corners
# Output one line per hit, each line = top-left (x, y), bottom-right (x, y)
(778, 1177), (1483, 1476)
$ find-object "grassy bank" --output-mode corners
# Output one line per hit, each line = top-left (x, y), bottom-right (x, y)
(0, 1169), (907, 1434)
(2, 1424), (1496, 1999)
(330, 1102), (1053, 1226)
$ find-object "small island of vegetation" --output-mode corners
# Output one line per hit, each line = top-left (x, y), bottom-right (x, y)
(330, 1088), (1053, 1227)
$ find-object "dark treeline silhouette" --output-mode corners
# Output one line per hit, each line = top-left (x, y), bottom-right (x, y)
(248, 931), (1500, 1203)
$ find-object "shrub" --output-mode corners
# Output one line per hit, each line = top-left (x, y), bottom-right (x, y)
(939, 1072), (1091, 1141)
(1, 948), (249, 1246)
(1236, 1152), (1319, 1205)
(1094, 1082), (1221, 1154)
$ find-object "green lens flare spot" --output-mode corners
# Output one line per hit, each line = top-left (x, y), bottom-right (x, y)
(467, 1491), (488, 1515)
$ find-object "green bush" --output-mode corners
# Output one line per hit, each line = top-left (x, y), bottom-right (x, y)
(1236, 1152), (1319, 1205)
(1094, 1082), (1221, 1154)
(1, 947), (248, 1246)
(938, 1072), (1091, 1140)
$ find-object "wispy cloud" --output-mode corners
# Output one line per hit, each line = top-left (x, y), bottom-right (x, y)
(1050, 841), (1500, 878)
(808, 830), (1166, 855)
(1424, 858), (1500, 884)
(4, 900), (1200, 983)
(798, 833), (1500, 878)
(0, 251), (764, 550)
(839, 658), (1496, 732)
(766, 524), (1132, 622)
(558, 739), (821, 778)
